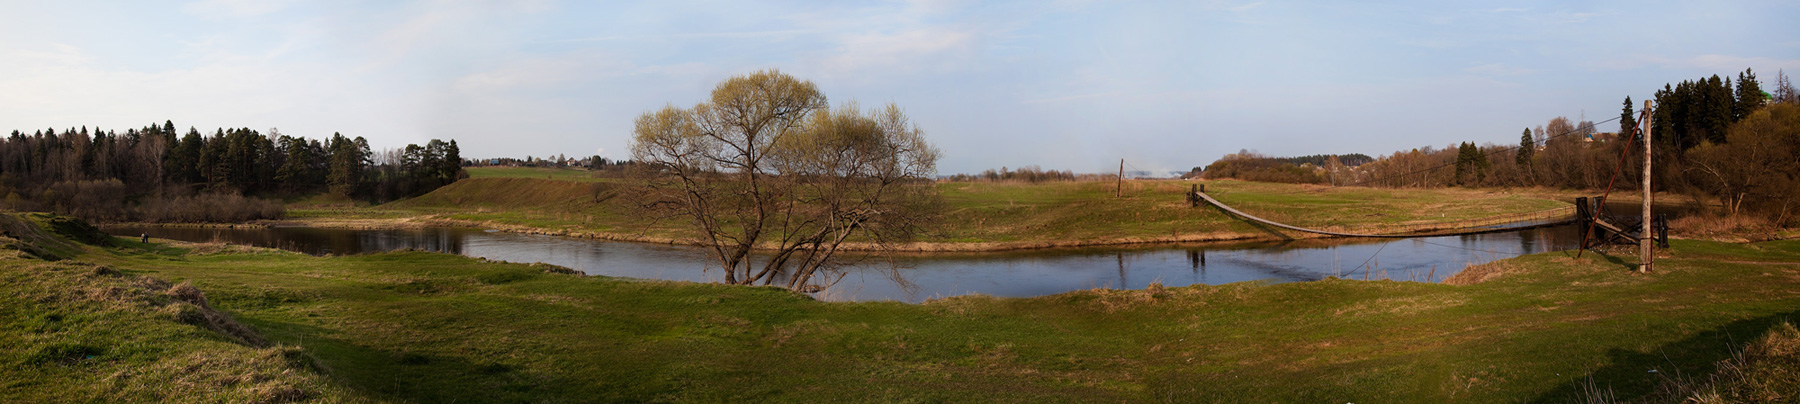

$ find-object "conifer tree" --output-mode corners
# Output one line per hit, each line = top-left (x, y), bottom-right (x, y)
(1516, 127), (1533, 167)
(1619, 96), (1637, 141)
(1734, 68), (1763, 121)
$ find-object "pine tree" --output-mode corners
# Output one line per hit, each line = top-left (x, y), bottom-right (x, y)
(1734, 68), (1763, 121)
(440, 140), (461, 182)
(1619, 96), (1637, 142)
(1704, 75), (1732, 144)
(326, 132), (368, 196)
(1455, 142), (1480, 186)
(1516, 127), (1534, 167)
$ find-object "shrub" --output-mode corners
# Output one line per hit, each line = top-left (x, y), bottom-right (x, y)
(131, 193), (285, 223)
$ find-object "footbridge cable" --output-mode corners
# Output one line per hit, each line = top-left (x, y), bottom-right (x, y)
(1191, 190), (1575, 238)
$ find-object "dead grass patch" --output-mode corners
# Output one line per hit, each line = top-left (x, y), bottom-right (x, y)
(1638, 322), (1800, 403)
(1444, 261), (1524, 285)
(1671, 214), (1779, 242)
(1334, 294), (1468, 316)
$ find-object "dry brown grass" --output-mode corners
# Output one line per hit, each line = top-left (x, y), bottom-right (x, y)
(101, 347), (324, 404)
(171, 241), (285, 255)
(164, 281), (269, 347)
(1444, 260), (1524, 285)
(0, 224), (362, 403)
(1671, 214), (1780, 242)
(1332, 294), (1468, 316)
(1636, 322), (1800, 404)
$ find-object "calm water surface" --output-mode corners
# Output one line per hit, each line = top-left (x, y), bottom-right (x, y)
(107, 225), (1582, 302)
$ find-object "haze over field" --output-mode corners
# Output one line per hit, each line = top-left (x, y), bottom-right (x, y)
(2, 0), (1797, 174)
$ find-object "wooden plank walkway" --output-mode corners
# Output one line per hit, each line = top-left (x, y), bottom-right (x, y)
(1192, 191), (1576, 239)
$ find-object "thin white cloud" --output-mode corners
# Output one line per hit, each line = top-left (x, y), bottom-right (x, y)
(1551, 12), (1599, 23)
(6, 43), (91, 67)
(1464, 63), (1536, 76)
(1021, 91), (1121, 104)
(1228, 1), (1267, 12)
(1193, 0), (1266, 12)
(817, 28), (979, 77)
(1, 44), (378, 131)
(451, 53), (637, 93)
(903, 0), (968, 14)
(183, 0), (294, 19)
(675, 29), (815, 39)
(1589, 54), (1800, 72)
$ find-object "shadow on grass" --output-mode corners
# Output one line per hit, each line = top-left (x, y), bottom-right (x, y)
(241, 318), (611, 403)
(1529, 309), (1800, 403)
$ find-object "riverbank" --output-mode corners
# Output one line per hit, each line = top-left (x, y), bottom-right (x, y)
(253, 173), (1583, 251)
(7, 213), (1798, 402)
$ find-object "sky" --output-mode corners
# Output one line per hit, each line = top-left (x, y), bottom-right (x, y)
(3, 1), (1797, 175)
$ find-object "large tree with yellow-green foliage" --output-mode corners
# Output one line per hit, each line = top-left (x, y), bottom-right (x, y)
(629, 70), (940, 291)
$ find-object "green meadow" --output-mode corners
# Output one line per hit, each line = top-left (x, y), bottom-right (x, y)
(286, 167), (1572, 249)
(4, 212), (1797, 402)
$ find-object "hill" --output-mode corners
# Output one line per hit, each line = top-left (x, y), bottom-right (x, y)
(0, 213), (365, 403)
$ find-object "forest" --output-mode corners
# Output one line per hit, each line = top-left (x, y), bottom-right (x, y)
(0, 122), (464, 222)
(1197, 152), (1372, 184)
(940, 165), (1112, 182)
(1207, 68), (1800, 226)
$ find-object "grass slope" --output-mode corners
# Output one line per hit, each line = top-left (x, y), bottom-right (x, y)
(29, 223), (1794, 402)
(0, 214), (365, 403)
(288, 167), (1573, 248)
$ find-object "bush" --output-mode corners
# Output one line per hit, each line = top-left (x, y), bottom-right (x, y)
(131, 193), (285, 223)
(1684, 103), (1800, 226)
(1200, 152), (1324, 184)
(943, 166), (1094, 183)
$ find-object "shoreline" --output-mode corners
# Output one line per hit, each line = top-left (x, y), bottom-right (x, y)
(102, 212), (1571, 253)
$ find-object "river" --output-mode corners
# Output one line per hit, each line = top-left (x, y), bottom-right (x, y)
(105, 224), (1584, 302)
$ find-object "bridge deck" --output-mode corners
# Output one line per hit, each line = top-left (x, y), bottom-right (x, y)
(1192, 191), (1575, 239)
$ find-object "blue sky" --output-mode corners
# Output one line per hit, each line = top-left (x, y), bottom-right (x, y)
(3, 1), (1796, 175)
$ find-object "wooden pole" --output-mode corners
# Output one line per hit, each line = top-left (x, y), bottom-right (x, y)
(1117, 158), (1124, 197)
(1640, 100), (1654, 273)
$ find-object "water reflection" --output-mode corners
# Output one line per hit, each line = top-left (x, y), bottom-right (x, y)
(107, 224), (1583, 303)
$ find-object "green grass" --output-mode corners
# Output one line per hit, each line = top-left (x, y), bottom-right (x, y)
(930, 179), (1567, 243)
(2, 212), (1788, 402)
(298, 169), (1575, 247)
(464, 166), (621, 182)
(0, 215), (366, 403)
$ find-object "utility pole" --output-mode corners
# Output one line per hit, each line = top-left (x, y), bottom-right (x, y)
(1640, 100), (1654, 273)
(1117, 158), (1125, 197)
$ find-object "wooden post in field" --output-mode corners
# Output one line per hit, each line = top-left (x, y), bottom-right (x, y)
(1117, 158), (1125, 197)
(1640, 100), (1654, 273)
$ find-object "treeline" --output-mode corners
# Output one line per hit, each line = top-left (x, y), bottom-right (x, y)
(942, 165), (1112, 183)
(0, 121), (465, 222)
(1281, 153), (1373, 167)
(1350, 68), (1800, 225)
(470, 155), (640, 172)
(1198, 151), (1370, 184)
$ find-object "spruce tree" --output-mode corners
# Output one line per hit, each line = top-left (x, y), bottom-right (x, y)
(1704, 75), (1732, 144)
(1619, 96), (1637, 141)
(1516, 128), (1533, 167)
(1734, 68), (1763, 121)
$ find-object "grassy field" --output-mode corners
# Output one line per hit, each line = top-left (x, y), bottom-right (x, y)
(7, 213), (1799, 402)
(282, 167), (1576, 249)
(462, 166), (621, 182)
(0, 214), (364, 403)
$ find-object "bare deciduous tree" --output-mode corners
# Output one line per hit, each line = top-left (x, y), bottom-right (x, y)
(630, 70), (940, 291)
(1686, 104), (1800, 223)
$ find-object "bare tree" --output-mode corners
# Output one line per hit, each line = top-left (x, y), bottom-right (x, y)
(630, 70), (940, 291)
(1686, 104), (1800, 222)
